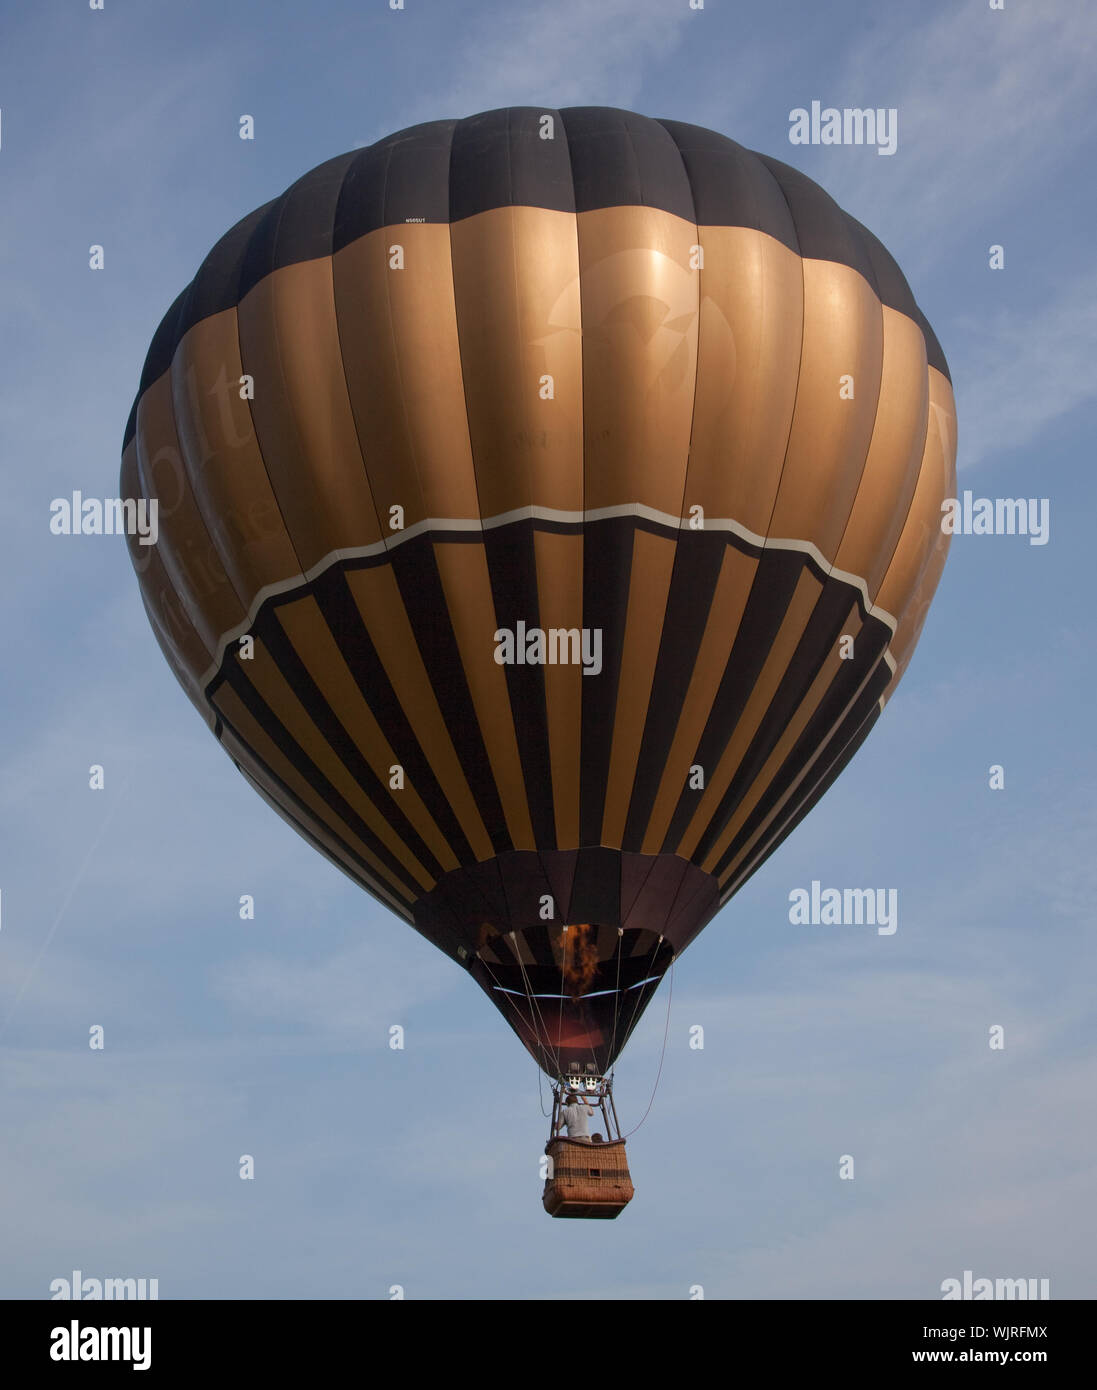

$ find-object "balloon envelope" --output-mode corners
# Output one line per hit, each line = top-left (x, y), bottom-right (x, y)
(122, 107), (956, 1078)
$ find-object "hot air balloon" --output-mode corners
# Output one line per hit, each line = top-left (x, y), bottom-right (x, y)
(121, 107), (956, 1219)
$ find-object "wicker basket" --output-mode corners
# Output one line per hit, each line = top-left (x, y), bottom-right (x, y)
(542, 1137), (635, 1219)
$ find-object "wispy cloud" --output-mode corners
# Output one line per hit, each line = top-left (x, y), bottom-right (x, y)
(786, 5), (1097, 472)
(948, 275), (1097, 469)
(826, 4), (1097, 253)
(211, 935), (457, 1043)
(424, 0), (691, 120)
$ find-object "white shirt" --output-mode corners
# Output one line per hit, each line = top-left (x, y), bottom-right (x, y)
(560, 1102), (594, 1139)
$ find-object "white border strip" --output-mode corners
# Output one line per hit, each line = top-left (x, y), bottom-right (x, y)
(197, 503), (899, 690)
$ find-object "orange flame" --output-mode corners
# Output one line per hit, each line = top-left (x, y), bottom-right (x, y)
(560, 923), (599, 998)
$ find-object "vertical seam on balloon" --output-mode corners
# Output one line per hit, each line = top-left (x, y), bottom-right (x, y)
(378, 127), (503, 860)
(149, 354), (244, 663)
(534, 107), (575, 1004)
(444, 115), (519, 855)
(230, 191), (312, 605)
(127, 412), (217, 702)
(874, 378), (946, 653)
(503, 108), (557, 851)
(697, 217), (894, 876)
(594, 112), (656, 849)
(377, 144), (442, 552)
(655, 152), (807, 860)
(818, 216), (908, 646)
(151, 313), (251, 656)
(550, 106), (584, 855)
(776, 231), (890, 743)
(370, 134), (499, 859)
(668, 155), (809, 862)
(128, 302), (188, 627)
(656, 858), (693, 950)
(330, 144), (391, 560)
(130, 223), (261, 709)
(655, 115), (704, 550)
(325, 144), (469, 868)
(563, 107), (602, 850)
(620, 119), (706, 851)
(565, 109), (593, 851)
(750, 154), (808, 560)
(445, 115), (489, 557)
(247, 162), (429, 877)
(549, 113), (582, 856)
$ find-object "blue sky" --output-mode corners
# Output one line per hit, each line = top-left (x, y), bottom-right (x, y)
(1, 0), (1094, 1299)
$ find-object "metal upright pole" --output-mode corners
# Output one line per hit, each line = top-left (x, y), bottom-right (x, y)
(608, 1081), (623, 1141)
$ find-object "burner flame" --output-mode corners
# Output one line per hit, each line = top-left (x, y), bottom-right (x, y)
(560, 923), (599, 998)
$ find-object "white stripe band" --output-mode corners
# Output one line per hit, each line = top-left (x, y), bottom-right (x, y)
(197, 503), (899, 691)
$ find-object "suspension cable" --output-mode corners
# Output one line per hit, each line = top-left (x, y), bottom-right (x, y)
(536, 1055), (550, 1117)
(620, 958), (674, 1140)
(556, 924), (566, 1077)
(606, 926), (624, 1070)
(475, 949), (554, 1075)
(513, 936), (564, 1078)
(614, 935), (664, 1060)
